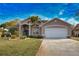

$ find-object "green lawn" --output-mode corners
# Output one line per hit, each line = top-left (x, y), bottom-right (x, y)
(0, 39), (42, 56)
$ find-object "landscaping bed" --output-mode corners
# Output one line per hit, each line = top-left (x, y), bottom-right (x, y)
(71, 37), (79, 41)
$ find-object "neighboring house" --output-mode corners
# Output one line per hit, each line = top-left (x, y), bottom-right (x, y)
(72, 24), (79, 37)
(20, 18), (73, 39)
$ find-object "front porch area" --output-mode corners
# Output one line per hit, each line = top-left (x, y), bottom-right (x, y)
(20, 24), (31, 36)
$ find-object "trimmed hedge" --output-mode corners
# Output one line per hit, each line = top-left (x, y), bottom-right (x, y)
(28, 35), (43, 39)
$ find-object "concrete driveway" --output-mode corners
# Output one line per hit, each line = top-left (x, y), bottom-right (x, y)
(36, 39), (79, 56)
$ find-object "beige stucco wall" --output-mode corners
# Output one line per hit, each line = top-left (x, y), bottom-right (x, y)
(40, 19), (72, 38)
(31, 19), (72, 37)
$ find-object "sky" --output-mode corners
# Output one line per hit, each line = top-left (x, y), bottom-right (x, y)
(0, 3), (79, 25)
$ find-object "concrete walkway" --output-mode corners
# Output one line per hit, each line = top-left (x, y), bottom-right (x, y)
(36, 39), (79, 56)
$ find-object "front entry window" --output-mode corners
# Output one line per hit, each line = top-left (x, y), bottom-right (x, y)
(22, 24), (29, 36)
(33, 27), (40, 35)
(23, 30), (29, 36)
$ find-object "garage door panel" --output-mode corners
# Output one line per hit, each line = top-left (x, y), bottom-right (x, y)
(45, 28), (68, 38)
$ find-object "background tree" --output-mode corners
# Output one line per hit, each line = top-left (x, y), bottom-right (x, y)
(0, 19), (20, 36)
(0, 23), (7, 28)
(29, 16), (41, 23)
(0, 19), (20, 28)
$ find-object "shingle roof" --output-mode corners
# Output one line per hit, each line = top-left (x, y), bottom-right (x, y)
(21, 18), (31, 24)
(40, 18), (72, 27)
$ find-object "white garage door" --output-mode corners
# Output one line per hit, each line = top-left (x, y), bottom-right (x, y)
(45, 28), (68, 38)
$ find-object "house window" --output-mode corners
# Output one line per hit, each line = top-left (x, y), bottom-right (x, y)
(33, 27), (40, 35)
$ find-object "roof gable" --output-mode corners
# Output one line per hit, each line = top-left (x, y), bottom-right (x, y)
(73, 24), (79, 30)
(21, 19), (32, 24)
(41, 18), (72, 27)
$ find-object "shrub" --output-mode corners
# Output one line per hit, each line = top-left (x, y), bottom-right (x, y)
(28, 35), (43, 39)
(20, 36), (26, 39)
(67, 36), (71, 38)
(9, 27), (18, 35)
(0, 29), (3, 32)
(11, 35), (16, 39)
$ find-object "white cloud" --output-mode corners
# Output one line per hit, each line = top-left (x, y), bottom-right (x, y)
(59, 10), (64, 16)
(40, 16), (52, 20)
(59, 17), (67, 22)
(67, 18), (79, 25)
(59, 18), (65, 21)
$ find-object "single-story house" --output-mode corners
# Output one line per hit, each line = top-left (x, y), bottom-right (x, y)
(19, 18), (47, 36)
(72, 24), (79, 37)
(19, 18), (73, 39)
